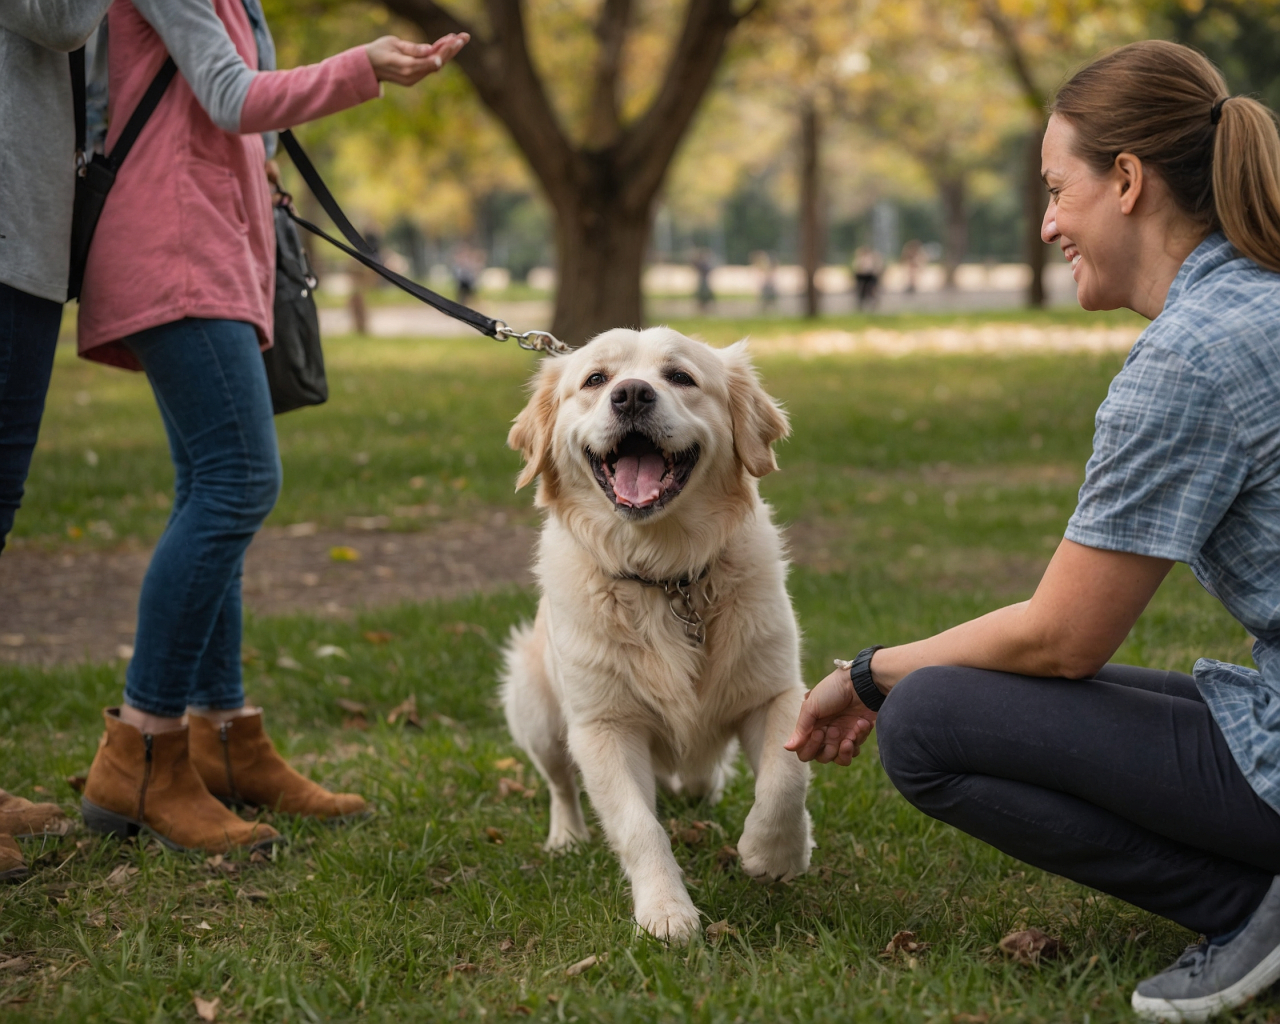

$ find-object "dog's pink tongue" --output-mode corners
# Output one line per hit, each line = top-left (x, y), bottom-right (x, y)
(613, 454), (666, 506)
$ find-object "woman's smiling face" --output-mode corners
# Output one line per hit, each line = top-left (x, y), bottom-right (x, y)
(1040, 114), (1138, 311)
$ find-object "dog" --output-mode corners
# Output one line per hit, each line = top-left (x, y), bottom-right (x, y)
(499, 326), (812, 942)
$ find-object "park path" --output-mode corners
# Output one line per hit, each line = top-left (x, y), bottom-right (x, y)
(0, 516), (537, 666)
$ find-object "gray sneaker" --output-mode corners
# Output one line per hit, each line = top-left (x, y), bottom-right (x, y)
(1132, 877), (1280, 1022)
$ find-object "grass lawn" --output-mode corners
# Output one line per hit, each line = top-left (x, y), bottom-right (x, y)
(1, 311), (1264, 1022)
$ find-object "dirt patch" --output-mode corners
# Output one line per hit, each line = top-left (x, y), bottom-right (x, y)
(0, 515), (1047, 667)
(0, 516), (537, 666)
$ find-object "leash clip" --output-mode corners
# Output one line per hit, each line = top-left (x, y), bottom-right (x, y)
(493, 321), (571, 355)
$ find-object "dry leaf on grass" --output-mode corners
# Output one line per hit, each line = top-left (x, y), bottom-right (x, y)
(508, 1006), (532, 1017)
(193, 995), (220, 1021)
(881, 930), (930, 959)
(0, 957), (29, 972)
(998, 928), (1064, 965)
(485, 827), (504, 845)
(195, 921), (213, 932)
(249, 849), (268, 864)
(714, 845), (739, 870)
(386, 695), (421, 728)
(706, 920), (737, 941)
(497, 777), (531, 799)
(499, 938), (515, 953)
(336, 698), (367, 714)
(363, 630), (395, 644)
(236, 887), (269, 902)
(493, 757), (520, 771)
(315, 644), (349, 660)
(565, 955), (598, 977)
(103, 864), (139, 889)
(669, 819), (710, 847)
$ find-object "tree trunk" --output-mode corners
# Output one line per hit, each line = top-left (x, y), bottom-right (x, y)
(381, 0), (751, 346)
(1024, 125), (1047, 307)
(550, 183), (651, 343)
(938, 175), (967, 289)
(798, 99), (822, 319)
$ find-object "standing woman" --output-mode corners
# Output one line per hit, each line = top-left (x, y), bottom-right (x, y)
(787, 40), (1280, 1023)
(77, 0), (466, 854)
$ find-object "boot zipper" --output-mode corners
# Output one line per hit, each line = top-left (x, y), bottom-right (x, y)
(139, 734), (153, 822)
(220, 722), (240, 804)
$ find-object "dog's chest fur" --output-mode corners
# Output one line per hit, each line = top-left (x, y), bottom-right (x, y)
(535, 512), (794, 759)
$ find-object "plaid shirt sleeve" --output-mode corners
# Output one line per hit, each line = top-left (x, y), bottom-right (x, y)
(1065, 343), (1251, 562)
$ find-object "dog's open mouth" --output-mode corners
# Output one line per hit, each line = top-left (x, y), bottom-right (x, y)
(588, 432), (699, 515)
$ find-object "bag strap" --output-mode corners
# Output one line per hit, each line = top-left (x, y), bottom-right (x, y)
(70, 47), (87, 160)
(106, 57), (177, 168)
(278, 128), (567, 350)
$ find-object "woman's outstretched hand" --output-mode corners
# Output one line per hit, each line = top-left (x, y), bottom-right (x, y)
(785, 666), (878, 766)
(366, 33), (469, 87)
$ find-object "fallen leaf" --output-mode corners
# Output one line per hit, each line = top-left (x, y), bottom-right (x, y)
(508, 1006), (531, 1017)
(485, 827), (504, 845)
(452, 962), (479, 974)
(998, 928), (1064, 965)
(104, 864), (139, 889)
(565, 955), (598, 977)
(493, 757), (520, 771)
(193, 995), (220, 1021)
(195, 920), (213, 931)
(443, 621), (487, 638)
(315, 644), (349, 660)
(881, 930), (931, 959)
(65, 774), (87, 794)
(386, 694), (421, 728)
(249, 850), (268, 864)
(236, 887), (269, 902)
(329, 546), (360, 562)
(714, 844), (739, 870)
(336, 698), (367, 713)
(497, 777), (530, 799)
(87, 911), (107, 927)
(363, 630), (394, 644)
(0, 957), (29, 972)
(499, 938), (515, 953)
(706, 920), (737, 941)
(275, 654), (302, 671)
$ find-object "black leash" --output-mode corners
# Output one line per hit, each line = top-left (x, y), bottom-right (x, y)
(277, 130), (567, 355)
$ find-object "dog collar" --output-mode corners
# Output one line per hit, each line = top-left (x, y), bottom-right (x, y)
(616, 566), (711, 645)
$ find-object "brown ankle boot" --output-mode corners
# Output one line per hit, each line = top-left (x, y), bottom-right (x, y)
(81, 709), (282, 854)
(189, 709), (368, 820)
(0, 788), (71, 838)
(0, 835), (26, 882)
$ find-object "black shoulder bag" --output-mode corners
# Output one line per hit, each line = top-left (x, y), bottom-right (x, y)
(68, 50), (177, 301)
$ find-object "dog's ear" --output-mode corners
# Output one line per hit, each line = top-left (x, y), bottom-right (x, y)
(508, 356), (566, 490)
(722, 341), (789, 478)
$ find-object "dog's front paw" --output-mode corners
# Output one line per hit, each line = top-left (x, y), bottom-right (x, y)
(543, 819), (590, 852)
(737, 808), (813, 883)
(634, 889), (701, 944)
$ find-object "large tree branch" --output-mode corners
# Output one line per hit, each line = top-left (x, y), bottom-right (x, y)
(383, 0), (582, 210)
(616, 0), (751, 211)
(980, 0), (1045, 114)
(585, 0), (632, 148)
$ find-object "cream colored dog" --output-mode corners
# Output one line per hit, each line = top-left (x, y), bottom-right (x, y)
(499, 326), (812, 943)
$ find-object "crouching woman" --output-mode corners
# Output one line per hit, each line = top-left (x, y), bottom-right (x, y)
(788, 40), (1280, 1023)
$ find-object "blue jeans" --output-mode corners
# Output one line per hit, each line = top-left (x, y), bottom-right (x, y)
(123, 319), (281, 718)
(0, 282), (63, 554)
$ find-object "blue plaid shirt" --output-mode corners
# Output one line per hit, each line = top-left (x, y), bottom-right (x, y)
(1065, 233), (1280, 813)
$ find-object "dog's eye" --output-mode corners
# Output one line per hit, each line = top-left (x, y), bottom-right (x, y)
(666, 369), (697, 387)
(583, 371), (608, 389)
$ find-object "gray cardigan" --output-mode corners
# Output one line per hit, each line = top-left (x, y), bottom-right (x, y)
(0, 2), (116, 303)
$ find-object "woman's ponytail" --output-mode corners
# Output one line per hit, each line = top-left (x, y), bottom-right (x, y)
(1214, 97), (1280, 273)
(1053, 39), (1280, 274)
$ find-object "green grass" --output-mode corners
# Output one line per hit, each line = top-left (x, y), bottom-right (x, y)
(2, 310), (1265, 1022)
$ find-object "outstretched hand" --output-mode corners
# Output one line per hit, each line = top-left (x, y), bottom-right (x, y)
(366, 33), (469, 87)
(785, 666), (877, 766)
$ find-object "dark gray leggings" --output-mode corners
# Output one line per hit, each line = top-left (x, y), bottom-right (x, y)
(877, 664), (1280, 936)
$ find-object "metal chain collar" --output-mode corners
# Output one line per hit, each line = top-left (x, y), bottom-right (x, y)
(618, 566), (711, 645)
(492, 321), (572, 355)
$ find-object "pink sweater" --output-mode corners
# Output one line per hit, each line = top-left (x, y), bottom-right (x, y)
(77, 0), (380, 369)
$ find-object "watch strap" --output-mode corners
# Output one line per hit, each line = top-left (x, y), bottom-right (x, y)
(849, 645), (886, 712)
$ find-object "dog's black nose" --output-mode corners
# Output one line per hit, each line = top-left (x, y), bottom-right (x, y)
(610, 378), (657, 418)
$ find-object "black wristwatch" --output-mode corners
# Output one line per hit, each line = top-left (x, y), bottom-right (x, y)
(848, 645), (886, 712)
